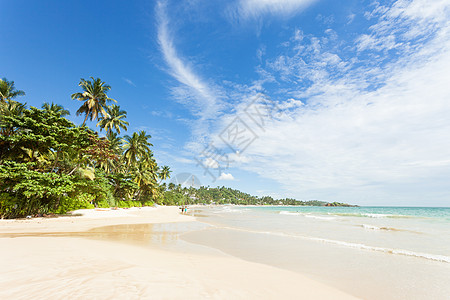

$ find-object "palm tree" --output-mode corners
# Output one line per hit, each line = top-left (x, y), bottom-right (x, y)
(168, 182), (176, 191)
(97, 104), (129, 135)
(122, 132), (140, 169)
(42, 102), (70, 116)
(71, 77), (116, 126)
(101, 132), (123, 173)
(122, 131), (153, 170)
(0, 78), (25, 102)
(137, 130), (153, 151)
(0, 100), (26, 137)
(106, 132), (123, 155)
(133, 160), (157, 188)
(159, 165), (171, 182)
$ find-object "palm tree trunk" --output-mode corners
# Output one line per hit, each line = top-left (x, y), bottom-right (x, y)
(82, 113), (89, 126)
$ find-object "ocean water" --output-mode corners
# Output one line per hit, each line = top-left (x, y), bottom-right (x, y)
(183, 206), (450, 300)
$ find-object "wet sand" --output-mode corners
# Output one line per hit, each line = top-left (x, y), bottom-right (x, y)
(0, 206), (359, 299)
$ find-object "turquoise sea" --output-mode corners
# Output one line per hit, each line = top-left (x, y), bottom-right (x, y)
(183, 206), (450, 300)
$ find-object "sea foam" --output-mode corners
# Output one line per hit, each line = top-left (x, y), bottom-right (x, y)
(279, 211), (335, 220)
(220, 225), (450, 263)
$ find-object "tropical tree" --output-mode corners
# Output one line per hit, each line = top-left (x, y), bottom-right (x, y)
(71, 77), (116, 126)
(97, 104), (129, 134)
(1, 78), (176, 217)
(106, 132), (123, 155)
(0, 106), (91, 166)
(122, 130), (153, 169)
(0, 78), (25, 102)
(159, 165), (171, 182)
(42, 102), (70, 116)
(100, 132), (123, 173)
(168, 182), (176, 191)
(0, 100), (24, 147)
(0, 100), (26, 130)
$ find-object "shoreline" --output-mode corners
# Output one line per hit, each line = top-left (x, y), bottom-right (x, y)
(0, 206), (359, 299)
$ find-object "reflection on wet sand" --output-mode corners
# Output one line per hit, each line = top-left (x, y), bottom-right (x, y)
(0, 222), (210, 250)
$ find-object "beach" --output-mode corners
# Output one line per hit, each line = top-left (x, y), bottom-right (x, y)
(0, 206), (358, 300)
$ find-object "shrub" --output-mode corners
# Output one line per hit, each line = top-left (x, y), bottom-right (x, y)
(53, 193), (95, 214)
(117, 200), (142, 208)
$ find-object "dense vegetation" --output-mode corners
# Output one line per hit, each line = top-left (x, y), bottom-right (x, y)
(160, 185), (355, 207)
(0, 77), (170, 218)
(0, 77), (354, 218)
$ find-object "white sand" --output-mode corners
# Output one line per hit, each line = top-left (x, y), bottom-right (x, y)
(0, 207), (359, 299)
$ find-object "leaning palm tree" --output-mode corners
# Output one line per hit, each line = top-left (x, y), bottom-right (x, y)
(97, 104), (129, 135)
(0, 78), (25, 102)
(71, 77), (116, 126)
(42, 102), (70, 116)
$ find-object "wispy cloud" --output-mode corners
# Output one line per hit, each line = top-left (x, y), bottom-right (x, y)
(122, 77), (136, 87)
(152, 0), (450, 205)
(156, 0), (223, 121)
(155, 0), (226, 151)
(229, 0), (318, 22)
(214, 0), (450, 205)
(150, 110), (173, 119)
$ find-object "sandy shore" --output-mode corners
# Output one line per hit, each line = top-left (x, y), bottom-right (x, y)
(0, 206), (359, 299)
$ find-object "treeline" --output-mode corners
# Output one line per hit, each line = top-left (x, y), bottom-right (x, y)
(161, 185), (355, 206)
(0, 77), (171, 218)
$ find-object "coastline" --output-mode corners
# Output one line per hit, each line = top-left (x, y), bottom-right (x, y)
(0, 206), (359, 299)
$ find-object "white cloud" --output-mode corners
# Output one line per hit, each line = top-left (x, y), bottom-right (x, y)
(214, 0), (450, 205)
(152, 0), (450, 205)
(204, 157), (219, 169)
(218, 172), (235, 181)
(229, 0), (318, 21)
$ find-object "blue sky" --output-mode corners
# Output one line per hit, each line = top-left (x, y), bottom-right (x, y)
(2, 0), (450, 206)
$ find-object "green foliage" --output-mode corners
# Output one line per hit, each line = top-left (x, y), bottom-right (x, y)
(0, 161), (75, 218)
(54, 193), (95, 214)
(0, 77), (181, 218)
(160, 185), (354, 207)
(74, 172), (116, 207)
(117, 200), (142, 208)
(42, 102), (70, 117)
(107, 173), (139, 201)
(0, 193), (24, 219)
(0, 106), (91, 164)
(0, 78), (25, 102)
(72, 77), (116, 126)
(97, 104), (129, 134)
(163, 190), (187, 206)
